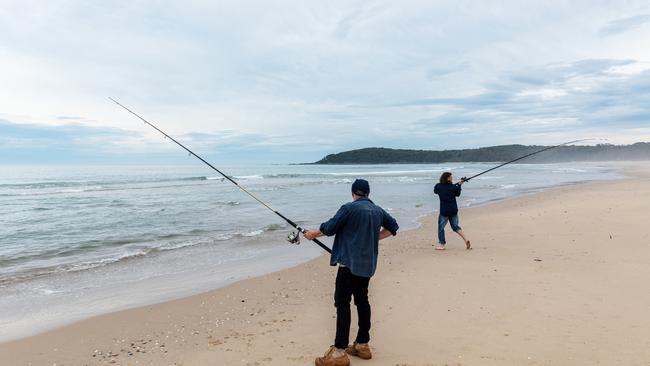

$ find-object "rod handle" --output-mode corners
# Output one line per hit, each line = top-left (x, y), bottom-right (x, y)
(312, 238), (332, 253)
(295, 224), (332, 253)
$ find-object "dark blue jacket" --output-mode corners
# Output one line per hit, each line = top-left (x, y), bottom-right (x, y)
(434, 183), (462, 217)
(319, 197), (399, 278)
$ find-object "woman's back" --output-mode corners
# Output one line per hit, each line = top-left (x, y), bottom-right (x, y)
(434, 182), (461, 217)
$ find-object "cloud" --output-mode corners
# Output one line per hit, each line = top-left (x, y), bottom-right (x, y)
(600, 14), (650, 36)
(0, 1), (649, 162)
(0, 119), (140, 151)
(0, 118), (335, 164)
(346, 58), (650, 147)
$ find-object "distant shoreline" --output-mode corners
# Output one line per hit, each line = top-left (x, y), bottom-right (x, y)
(308, 143), (650, 164)
(299, 159), (650, 165)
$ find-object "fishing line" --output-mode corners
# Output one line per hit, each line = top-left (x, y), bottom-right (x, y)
(109, 97), (332, 254)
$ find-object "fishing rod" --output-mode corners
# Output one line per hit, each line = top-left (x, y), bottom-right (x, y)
(461, 139), (594, 182)
(109, 97), (332, 254)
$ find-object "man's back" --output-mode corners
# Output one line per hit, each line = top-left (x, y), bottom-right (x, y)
(319, 197), (398, 278)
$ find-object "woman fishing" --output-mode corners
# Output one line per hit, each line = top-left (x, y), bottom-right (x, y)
(433, 172), (471, 250)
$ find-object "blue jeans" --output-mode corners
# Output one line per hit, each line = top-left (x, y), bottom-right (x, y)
(438, 215), (461, 244)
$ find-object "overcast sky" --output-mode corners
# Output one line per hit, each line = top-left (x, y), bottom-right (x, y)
(1, 1), (649, 164)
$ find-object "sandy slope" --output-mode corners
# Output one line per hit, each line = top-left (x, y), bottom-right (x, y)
(1, 163), (649, 366)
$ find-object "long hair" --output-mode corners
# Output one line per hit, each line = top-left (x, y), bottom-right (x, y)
(439, 172), (452, 184)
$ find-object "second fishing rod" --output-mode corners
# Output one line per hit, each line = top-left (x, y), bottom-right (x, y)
(109, 97), (332, 254)
(460, 139), (595, 182)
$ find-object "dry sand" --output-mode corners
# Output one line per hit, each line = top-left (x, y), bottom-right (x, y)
(1, 163), (649, 366)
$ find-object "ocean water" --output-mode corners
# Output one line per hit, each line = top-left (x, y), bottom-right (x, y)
(0, 162), (622, 341)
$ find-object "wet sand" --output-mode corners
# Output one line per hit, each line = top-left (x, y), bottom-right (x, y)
(1, 163), (649, 365)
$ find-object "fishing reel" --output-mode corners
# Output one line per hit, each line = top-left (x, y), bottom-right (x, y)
(287, 230), (301, 245)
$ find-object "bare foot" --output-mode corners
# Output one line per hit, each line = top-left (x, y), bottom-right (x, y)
(465, 240), (472, 250)
(435, 244), (446, 250)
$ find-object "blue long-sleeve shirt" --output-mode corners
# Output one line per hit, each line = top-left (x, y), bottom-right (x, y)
(319, 197), (399, 278)
(434, 182), (462, 217)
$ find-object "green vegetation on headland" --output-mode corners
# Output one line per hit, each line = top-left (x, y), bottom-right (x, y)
(313, 143), (650, 164)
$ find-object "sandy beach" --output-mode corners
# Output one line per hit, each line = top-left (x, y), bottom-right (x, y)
(1, 163), (649, 366)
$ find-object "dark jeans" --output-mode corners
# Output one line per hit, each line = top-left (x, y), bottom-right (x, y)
(334, 266), (371, 349)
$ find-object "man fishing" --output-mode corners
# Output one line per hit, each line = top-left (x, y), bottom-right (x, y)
(433, 172), (471, 250)
(304, 179), (399, 366)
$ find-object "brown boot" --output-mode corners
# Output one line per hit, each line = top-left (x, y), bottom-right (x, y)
(346, 342), (372, 360)
(315, 346), (350, 366)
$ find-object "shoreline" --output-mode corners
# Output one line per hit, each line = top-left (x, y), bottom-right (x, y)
(0, 167), (623, 344)
(2, 162), (648, 365)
